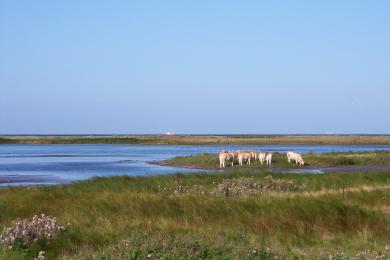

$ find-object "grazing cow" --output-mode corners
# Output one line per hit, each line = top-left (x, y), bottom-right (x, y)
(219, 150), (228, 168)
(236, 151), (252, 166)
(225, 152), (236, 167)
(250, 150), (258, 160)
(219, 150), (236, 168)
(287, 151), (305, 166)
(265, 153), (273, 166)
(258, 152), (267, 165)
(236, 150), (257, 160)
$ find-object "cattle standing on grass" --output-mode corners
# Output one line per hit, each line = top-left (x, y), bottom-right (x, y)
(219, 150), (236, 168)
(265, 153), (273, 166)
(286, 151), (305, 166)
(258, 152), (267, 165)
(250, 150), (257, 160)
(236, 151), (252, 166)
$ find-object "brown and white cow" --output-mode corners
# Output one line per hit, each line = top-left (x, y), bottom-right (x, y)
(219, 150), (235, 168)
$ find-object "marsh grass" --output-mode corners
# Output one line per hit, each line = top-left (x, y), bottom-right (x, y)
(0, 171), (389, 258)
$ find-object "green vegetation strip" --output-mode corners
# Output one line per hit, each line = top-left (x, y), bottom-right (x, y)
(0, 171), (389, 258)
(2, 135), (390, 145)
(161, 151), (390, 169)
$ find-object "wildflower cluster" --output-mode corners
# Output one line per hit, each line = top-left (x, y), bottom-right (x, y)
(352, 245), (390, 259)
(174, 185), (189, 194)
(158, 184), (208, 196)
(157, 185), (170, 195)
(0, 214), (65, 248)
(262, 175), (306, 192)
(36, 251), (45, 260)
(327, 246), (390, 259)
(246, 247), (274, 258)
(213, 175), (306, 196)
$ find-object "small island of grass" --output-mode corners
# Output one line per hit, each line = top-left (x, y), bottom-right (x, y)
(159, 151), (390, 170)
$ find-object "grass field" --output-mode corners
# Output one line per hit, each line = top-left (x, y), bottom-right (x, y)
(161, 151), (390, 169)
(2, 135), (390, 145)
(0, 170), (389, 259)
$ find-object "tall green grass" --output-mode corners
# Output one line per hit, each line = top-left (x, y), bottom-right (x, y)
(0, 171), (389, 258)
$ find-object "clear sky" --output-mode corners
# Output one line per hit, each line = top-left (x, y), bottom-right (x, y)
(1, 1), (389, 134)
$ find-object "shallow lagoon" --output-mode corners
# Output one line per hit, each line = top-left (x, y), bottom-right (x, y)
(1, 144), (390, 186)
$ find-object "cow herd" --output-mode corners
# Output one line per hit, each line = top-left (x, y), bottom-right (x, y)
(218, 150), (305, 169)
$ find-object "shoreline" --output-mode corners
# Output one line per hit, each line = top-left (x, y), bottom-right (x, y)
(152, 160), (390, 173)
(150, 160), (216, 170)
(3, 162), (390, 187)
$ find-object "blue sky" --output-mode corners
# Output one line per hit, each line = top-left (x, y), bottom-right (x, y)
(1, 1), (389, 134)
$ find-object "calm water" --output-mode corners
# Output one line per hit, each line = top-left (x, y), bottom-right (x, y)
(1, 144), (390, 186)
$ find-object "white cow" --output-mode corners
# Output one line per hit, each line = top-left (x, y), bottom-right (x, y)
(258, 152), (267, 165)
(287, 151), (305, 166)
(265, 153), (273, 166)
(250, 150), (258, 160)
(219, 150), (235, 168)
(237, 151), (252, 166)
(236, 150), (257, 160)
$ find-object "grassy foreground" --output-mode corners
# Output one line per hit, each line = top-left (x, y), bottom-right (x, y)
(161, 151), (390, 169)
(0, 171), (389, 259)
(2, 135), (390, 145)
